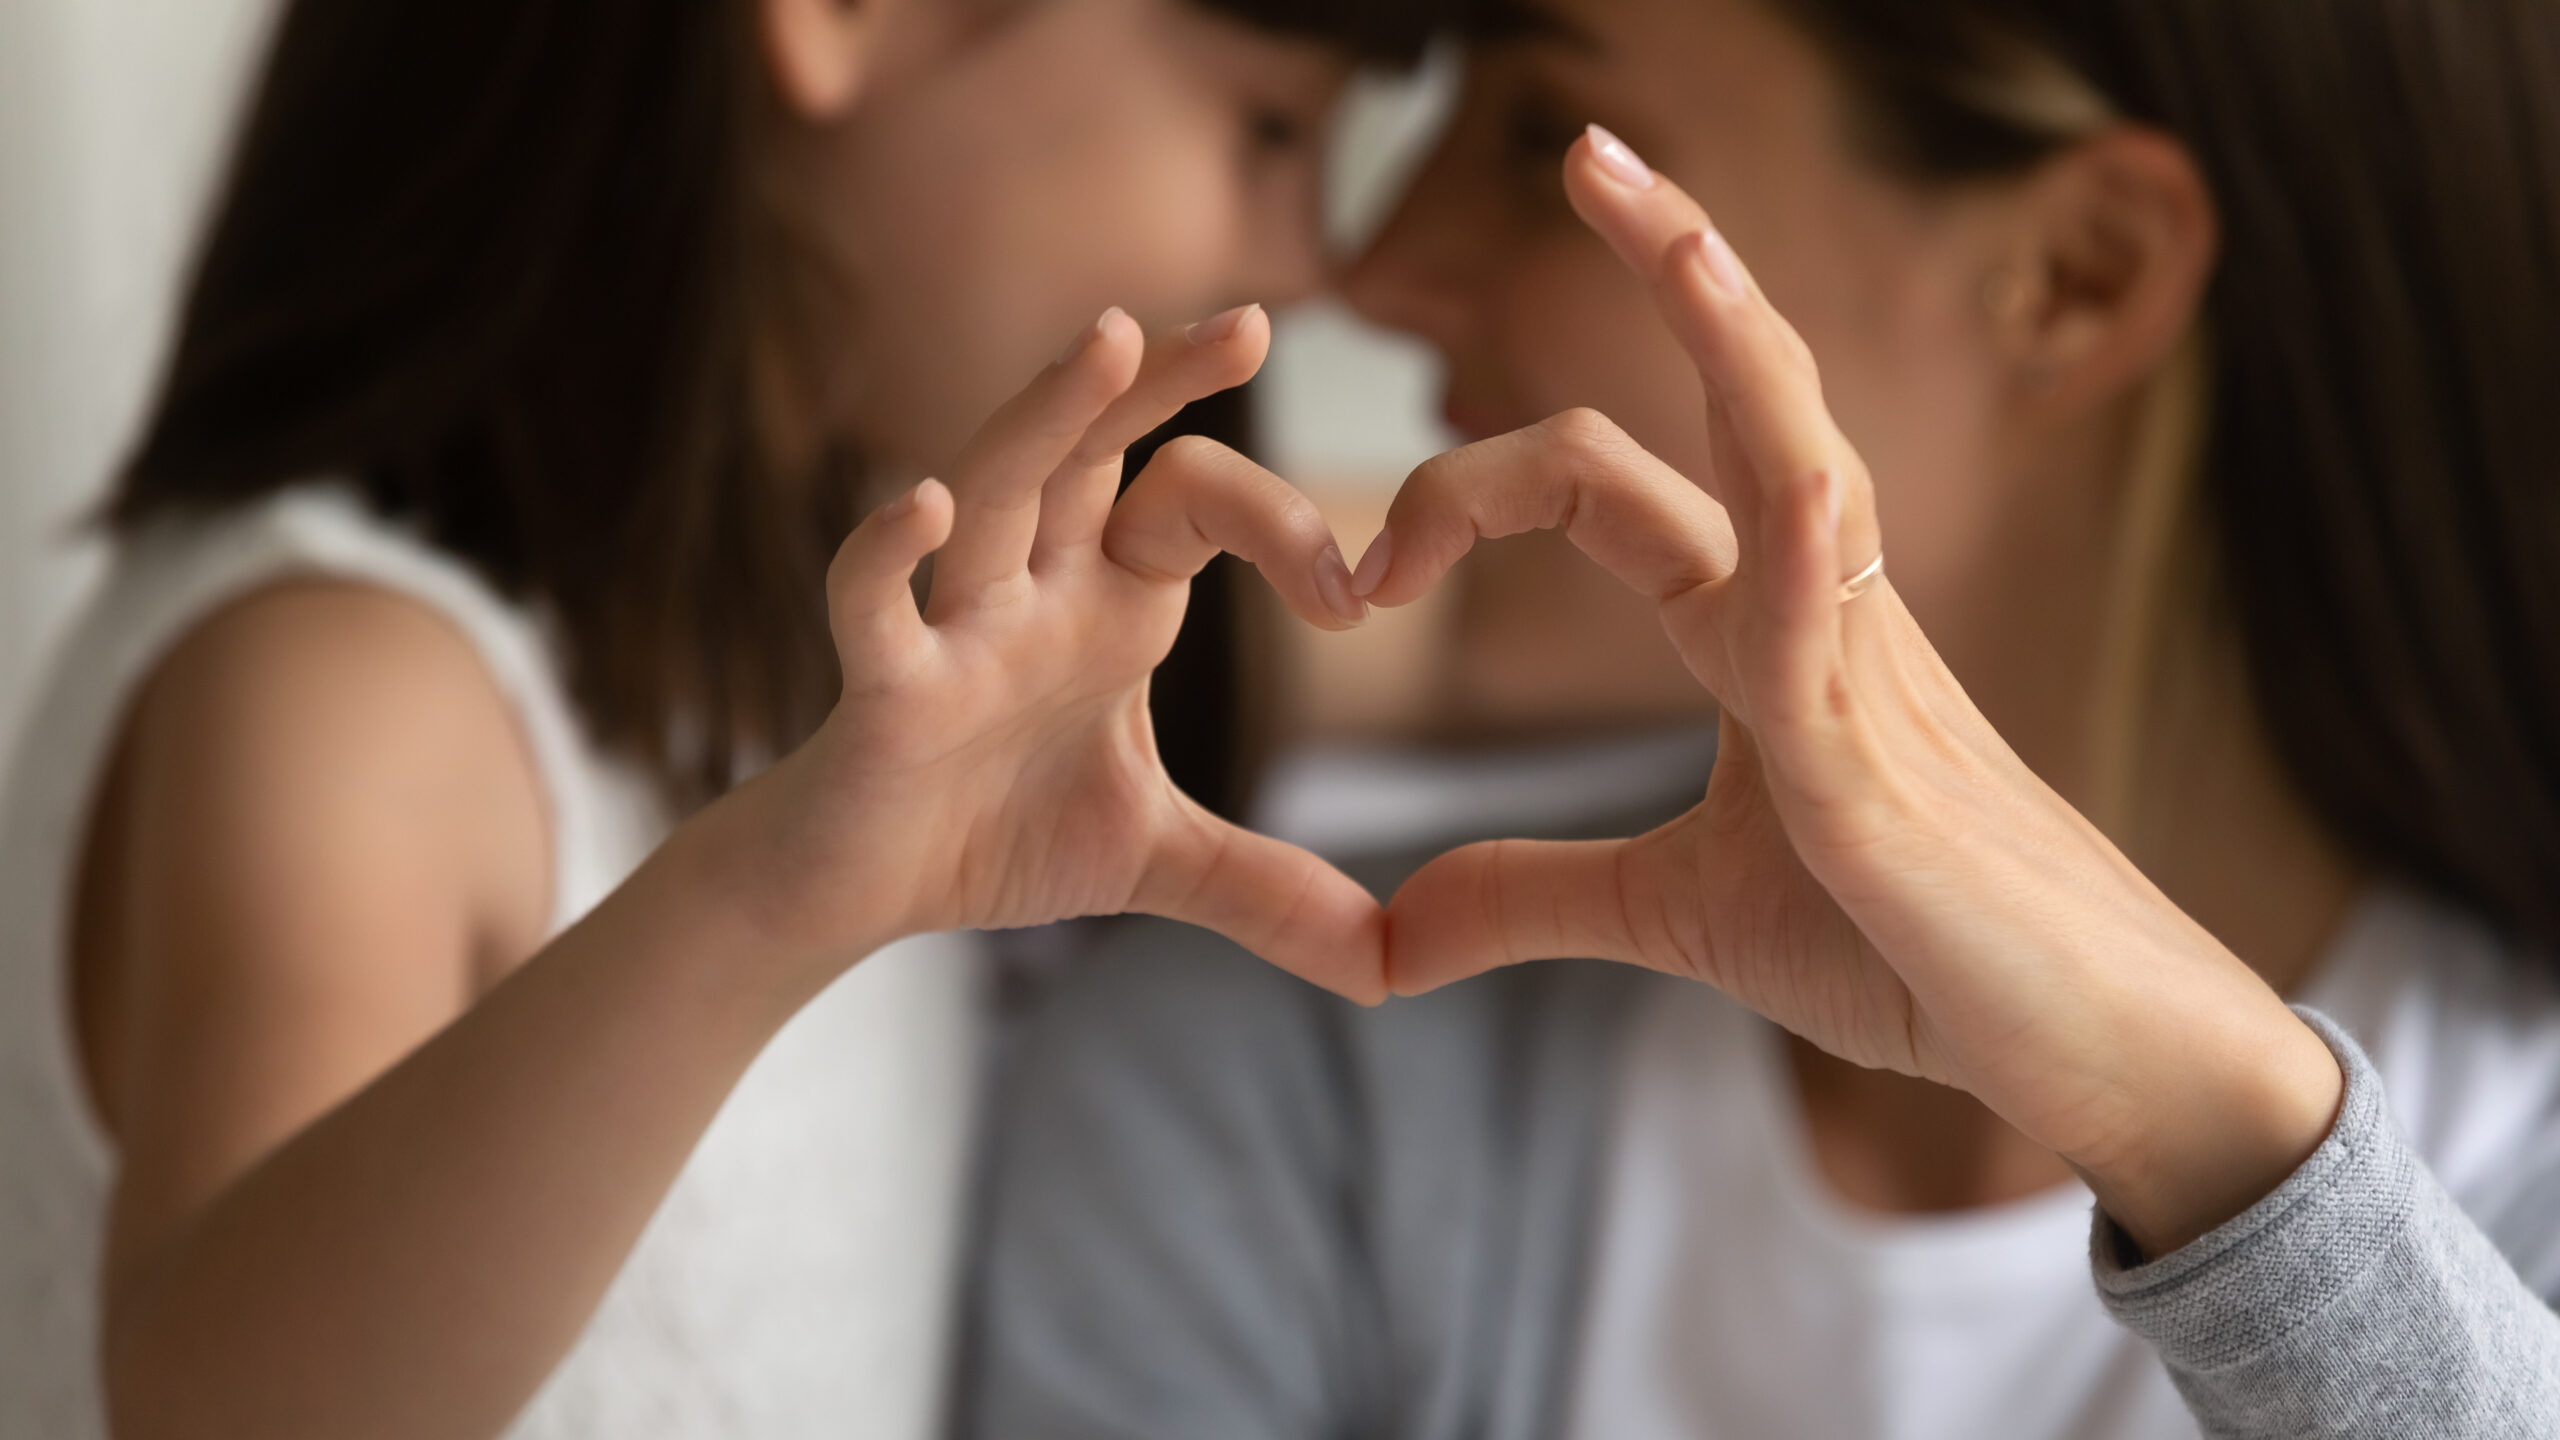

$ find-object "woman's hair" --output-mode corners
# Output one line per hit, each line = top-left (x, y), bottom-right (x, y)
(113, 0), (1448, 808)
(1755, 0), (2560, 955)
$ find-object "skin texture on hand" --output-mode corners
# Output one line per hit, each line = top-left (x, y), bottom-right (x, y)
(717, 302), (1390, 1005)
(1359, 130), (2342, 1258)
(90, 303), (1393, 1440)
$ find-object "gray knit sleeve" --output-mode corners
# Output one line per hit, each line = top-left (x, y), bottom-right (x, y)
(2093, 1009), (2560, 1437)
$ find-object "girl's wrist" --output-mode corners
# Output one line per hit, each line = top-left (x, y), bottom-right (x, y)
(646, 769), (906, 1015)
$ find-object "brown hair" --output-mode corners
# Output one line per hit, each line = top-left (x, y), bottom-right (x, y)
(112, 0), (1449, 808)
(1754, 0), (2560, 955)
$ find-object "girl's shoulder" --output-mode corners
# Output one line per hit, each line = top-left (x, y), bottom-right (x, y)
(23, 487), (562, 1132)
(28, 484), (616, 908)
(56, 485), (567, 925)
(2301, 885), (2560, 1294)
(115, 572), (555, 925)
(97, 487), (580, 762)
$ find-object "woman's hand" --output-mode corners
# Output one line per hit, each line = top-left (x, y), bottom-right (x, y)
(699, 304), (1389, 1004)
(1366, 131), (2343, 1254)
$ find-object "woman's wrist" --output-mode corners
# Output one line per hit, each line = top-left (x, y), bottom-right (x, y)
(2072, 992), (2345, 1260)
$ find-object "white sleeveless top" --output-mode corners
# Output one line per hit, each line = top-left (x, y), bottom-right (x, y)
(0, 486), (985, 1439)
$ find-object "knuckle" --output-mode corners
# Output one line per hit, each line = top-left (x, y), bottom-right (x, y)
(1817, 665), (1860, 727)
(1842, 455), (1875, 505)
(823, 527), (867, 598)
(1539, 411), (1648, 502)
(1065, 435), (1128, 467)
(1277, 493), (1330, 548)
(1404, 446), (1466, 500)
(1154, 432), (1234, 476)
(1785, 328), (1821, 384)
(1541, 406), (1628, 456)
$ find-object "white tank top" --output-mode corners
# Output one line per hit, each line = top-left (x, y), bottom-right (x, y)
(0, 485), (984, 1440)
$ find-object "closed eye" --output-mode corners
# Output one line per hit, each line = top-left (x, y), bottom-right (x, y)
(1246, 102), (1313, 156)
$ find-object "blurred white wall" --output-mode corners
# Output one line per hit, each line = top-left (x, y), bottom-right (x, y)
(0, 0), (278, 768)
(1258, 50), (1460, 489)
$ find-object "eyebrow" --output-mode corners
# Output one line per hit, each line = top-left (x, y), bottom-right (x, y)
(1468, 0), (1605, 54)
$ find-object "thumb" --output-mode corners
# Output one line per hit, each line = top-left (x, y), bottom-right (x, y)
(1133, 803), (1389, 1005)
(1385, 835), (1670, 996)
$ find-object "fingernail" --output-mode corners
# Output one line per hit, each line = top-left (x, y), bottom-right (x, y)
(1349, 530), (1394, 597)
(1315, 547), (1368, 626)
(1059, 307), (1124, 365)
(1696, 226), (1749, 299)
(1187, 303), (1260, 346)
(883, 479), (928, 519)
(1586, 124), (1656, 190)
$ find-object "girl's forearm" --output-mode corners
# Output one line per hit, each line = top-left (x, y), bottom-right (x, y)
(102, 807), (863, 1440)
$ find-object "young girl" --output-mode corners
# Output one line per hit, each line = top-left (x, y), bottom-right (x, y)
(0, 0), (1444, 1435)
(963, 0), (2560, 1435)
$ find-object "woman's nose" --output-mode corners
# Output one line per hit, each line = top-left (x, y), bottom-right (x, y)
(1338, 148), (1487, 349)
(1341, 206), (1484, 348)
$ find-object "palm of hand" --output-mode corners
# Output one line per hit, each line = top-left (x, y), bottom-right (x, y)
(1644, 711), (1930, 1074)
(840, 563), (1190, 937)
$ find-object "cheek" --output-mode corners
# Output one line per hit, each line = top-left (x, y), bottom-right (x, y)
(1497, 240), (1716, 473)
(831, 38), (1252, 473)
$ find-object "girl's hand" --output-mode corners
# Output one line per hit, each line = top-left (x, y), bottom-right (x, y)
(1366, 132), (2343, 1253)
(83, 305), (1385, 1440)
(707, 305), (1389, 1003)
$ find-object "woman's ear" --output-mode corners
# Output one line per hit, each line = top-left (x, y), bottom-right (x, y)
(760, 0), (889, 120)
(1988, 128), (2219, 413)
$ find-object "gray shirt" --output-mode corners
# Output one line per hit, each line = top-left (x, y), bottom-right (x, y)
(959, 905), (2560, 1439)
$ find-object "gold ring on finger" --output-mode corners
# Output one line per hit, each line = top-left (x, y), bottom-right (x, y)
(1838, 552), (1886, 603)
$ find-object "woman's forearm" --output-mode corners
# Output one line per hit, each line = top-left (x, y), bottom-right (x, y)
(101, 801), (863, 1440)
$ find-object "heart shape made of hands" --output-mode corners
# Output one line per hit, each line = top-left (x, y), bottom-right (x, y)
(787, 126), (2044, 1089)
(782, 130), (2336, 1251)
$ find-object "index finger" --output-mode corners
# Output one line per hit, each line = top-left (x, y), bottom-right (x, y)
(1561, 126), (1881, 575)
(1031, 304), (1274, 564)
(1351, 408), (1737, 611)
(929, 307), (1146, 617)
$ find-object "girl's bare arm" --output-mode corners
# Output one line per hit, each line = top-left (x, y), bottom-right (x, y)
(88, 305), (1385, 1440)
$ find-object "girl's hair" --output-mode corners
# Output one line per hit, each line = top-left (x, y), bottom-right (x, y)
(113, 0), (1448, 808)
(1756, 0), (2560, 955)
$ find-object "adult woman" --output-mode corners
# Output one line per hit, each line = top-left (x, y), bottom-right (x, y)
(963, 1), (2560, 1434)
(0, 0), (1443, 1435)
